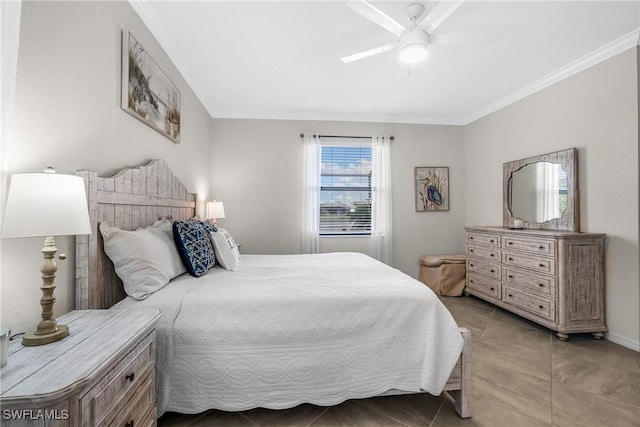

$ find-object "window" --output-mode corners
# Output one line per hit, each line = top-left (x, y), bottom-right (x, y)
(320, 145), (372, 235)
(303, 133), (392, 262)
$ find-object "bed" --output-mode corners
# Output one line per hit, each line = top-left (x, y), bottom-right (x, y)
(75, 159), (472, 419)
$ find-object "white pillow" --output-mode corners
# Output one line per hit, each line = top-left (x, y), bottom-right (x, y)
(210, 228), (240, 271)
(100, 218), (186, 300)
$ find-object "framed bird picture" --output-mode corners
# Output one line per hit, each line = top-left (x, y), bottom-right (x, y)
(415, 167), (449, 212)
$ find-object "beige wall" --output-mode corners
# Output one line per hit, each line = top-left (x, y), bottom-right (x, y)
(1, 1), (214, 334)
(464, 47), (640, 350)
(210, 118), (466, 278)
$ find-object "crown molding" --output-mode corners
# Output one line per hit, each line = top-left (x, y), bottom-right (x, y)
(463, 28), (640, 125)
(209, 110), (465, 126)
(129, 1), (638, 127)
(127, 0), (214, 117)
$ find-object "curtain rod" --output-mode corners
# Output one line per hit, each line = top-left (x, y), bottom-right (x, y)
(299, 133), (394, 141)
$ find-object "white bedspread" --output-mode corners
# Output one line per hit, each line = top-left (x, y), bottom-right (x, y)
(113, 253), (463, 415)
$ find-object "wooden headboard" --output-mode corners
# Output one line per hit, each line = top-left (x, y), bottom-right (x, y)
(75, 160), (197, 309)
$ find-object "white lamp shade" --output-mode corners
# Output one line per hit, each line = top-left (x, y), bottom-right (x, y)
(2, 172), (92, 238)
(205, 201), (225, 219)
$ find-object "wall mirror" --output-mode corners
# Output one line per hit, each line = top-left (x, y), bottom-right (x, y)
(503, 148), (579, 231)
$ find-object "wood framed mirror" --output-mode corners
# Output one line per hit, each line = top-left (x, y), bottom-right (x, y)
(503, 148), (579, 231)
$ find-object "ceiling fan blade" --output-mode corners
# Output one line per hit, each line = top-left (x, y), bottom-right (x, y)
(346, 0), (406, 38)
(418, 0), (466, 34)
(340, 42), (396, 63)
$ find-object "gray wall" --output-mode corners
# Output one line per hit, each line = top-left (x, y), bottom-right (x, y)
(210, 119), (466, 279)
(2, 2), (638, 352)
(464, 47), (640, 350)
(1, 1), (214, 334)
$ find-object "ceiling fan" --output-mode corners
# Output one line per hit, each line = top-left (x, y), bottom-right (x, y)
(341, 0), (466, 64)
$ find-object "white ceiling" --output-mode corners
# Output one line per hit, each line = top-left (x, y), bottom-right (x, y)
(132, 1), (640, 125)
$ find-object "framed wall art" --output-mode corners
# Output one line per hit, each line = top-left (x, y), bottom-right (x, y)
(415, 167), (449, 212)
(121, 30), (181, 143)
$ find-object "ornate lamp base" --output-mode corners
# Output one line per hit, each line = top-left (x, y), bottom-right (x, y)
(22, 324), (69, 346)
(22, 236), (70, 346)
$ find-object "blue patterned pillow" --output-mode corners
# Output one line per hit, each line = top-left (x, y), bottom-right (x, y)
(173, 219), (217, 277)
(196, 219), (218, 234)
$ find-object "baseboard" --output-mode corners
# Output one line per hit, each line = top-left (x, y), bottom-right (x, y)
(606, 332), (640, 352)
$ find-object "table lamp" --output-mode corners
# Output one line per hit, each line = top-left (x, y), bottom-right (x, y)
(205, 201), (225, 225)
(2, 167), (91, 346)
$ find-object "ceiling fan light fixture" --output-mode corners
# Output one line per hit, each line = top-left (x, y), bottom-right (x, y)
(399, 30), (428, 64)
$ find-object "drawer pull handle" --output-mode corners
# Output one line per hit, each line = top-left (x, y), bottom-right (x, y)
(508, 294), (513, 297)
(125, 372), (135, 382)
(490, 269), (495, 273)
(538, 305), (544, 309)
(470, 249), (474, 252)
(470, 263), (474, 267)
(508, 242), (513, 245)
(490, 287), (495, 291)
(469, 280), (474, 283)
(539, 263), (545, 268)
(490, 253), (495, 257)
(508, 257), (514, 261)
(490, 239), (495, 243)
(469, 236), (474, 240)
(538, 283), (544, 287)
(508, 275), (514, 279)
(125, 421), (135, 427)
(539, 246), (545, 250)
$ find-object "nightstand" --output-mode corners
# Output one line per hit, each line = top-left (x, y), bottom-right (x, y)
(1, 309), (160, 426)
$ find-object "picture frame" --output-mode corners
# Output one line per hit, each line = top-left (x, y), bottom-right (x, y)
(121, 30), (181, 143)
(415, 167), (449, 212)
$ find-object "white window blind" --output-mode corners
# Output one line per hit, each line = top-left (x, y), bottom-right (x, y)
(320, 145), (372, 235)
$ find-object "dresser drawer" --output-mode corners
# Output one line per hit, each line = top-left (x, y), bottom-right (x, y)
(467, 259), (501, 280)
(467, 274), (501, 298)
(467, 232), (500, 247)
(140, 405), (158, 427)
(503, 236), (555, 256)
(502, 286), (556, 321)
(466, 246), (501, 262)
(503, 251), (555, 275)
(81, 332), (155, 426)
(503, 267), (556, 298)
(107, 370), (155, 427)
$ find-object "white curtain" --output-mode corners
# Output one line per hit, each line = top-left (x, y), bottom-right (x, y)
(371, 135), (393, 265)
(302, 133), (321, 253)
(536, 162), (560, 222)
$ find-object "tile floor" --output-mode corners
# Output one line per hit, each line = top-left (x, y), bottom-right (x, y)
(159, 295), (640, 427)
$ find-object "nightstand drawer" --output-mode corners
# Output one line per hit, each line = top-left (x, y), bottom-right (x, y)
(108, 370), (155, 427)
(467, 233), (500, 247)
(82, 331), (155, 426)
(503, 267), (556, 297)
(467, 274), (501, 298)
(502, 286), (555, 321)
(503, 251), (555, 275)
(503, 236), (555, 256)
(466, 246), (501, 262)
(467, 259), (501, 280)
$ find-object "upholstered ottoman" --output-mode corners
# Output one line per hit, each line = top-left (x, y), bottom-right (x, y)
(418, 254), (467, 296)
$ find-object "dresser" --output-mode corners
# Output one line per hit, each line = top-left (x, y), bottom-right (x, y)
(465, 226), (606, 340)
(1, 309), (160, 426)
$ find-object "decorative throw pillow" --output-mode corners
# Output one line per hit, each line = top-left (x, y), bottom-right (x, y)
(210, 228), (240, 271)
(100, 218), (186, 300)
(173, 219), (217, 277)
